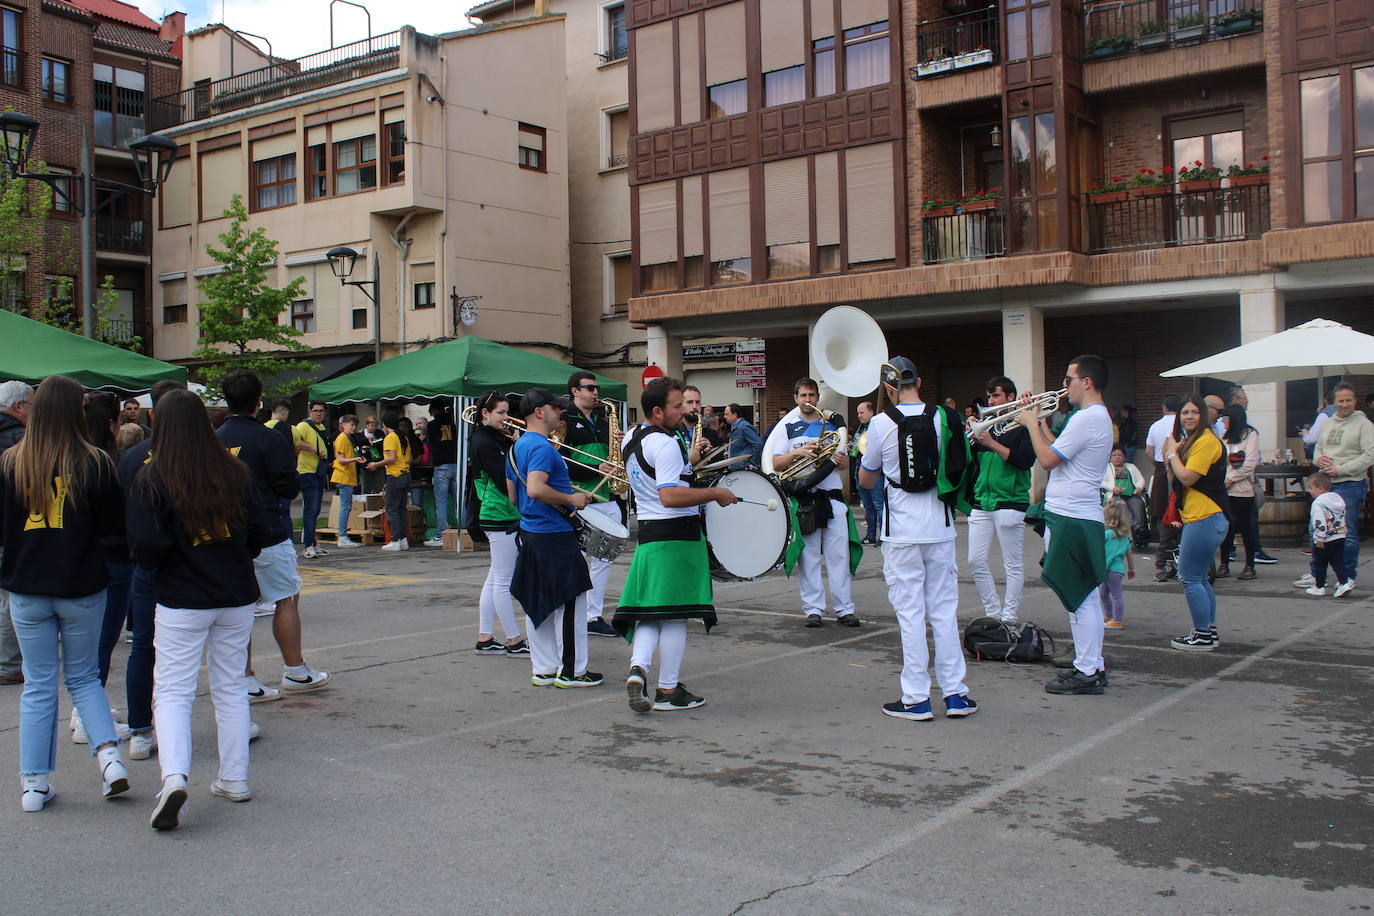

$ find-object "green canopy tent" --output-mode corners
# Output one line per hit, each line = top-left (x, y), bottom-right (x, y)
(0, 308), (187, 391)
(308, 336), (627, 403)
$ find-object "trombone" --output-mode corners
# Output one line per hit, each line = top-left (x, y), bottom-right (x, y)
(965, 389), (1068, 443)
(460, 403), (632, 493)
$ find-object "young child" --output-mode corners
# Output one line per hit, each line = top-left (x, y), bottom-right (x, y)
(1099, 498), (1135, 628)
(331, 414), (366, 548)
(1307, 471), (1354, 597)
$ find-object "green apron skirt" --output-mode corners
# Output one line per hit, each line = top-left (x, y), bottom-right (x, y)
(614, 515), (714, 640)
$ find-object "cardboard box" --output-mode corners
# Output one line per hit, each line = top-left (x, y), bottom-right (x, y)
(348, 509), (384, 534)
(442, 529), (459, 553)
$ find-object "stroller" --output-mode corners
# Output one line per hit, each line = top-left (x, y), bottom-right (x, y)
(1100, 487), (1151, 551)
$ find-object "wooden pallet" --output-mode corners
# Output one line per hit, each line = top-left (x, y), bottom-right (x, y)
(316, 530), (381, 547)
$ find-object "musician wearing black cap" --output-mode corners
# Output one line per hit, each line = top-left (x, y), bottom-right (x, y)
(859, 357), (978, 721)
(506, 388), (599, 689)
(562, 371), (620, 638)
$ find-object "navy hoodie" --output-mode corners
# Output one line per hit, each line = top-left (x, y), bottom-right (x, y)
(216, 414), (298, 546)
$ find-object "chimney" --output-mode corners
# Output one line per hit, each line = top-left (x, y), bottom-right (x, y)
(160, 11), (186, 59)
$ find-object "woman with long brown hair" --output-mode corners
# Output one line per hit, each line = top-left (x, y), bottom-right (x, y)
(0, 374), (128, 812)
(126, 388), (271, 830)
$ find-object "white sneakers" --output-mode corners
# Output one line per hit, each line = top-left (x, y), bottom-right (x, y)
(129, 731), (158, 760)
(1293, 573), (1317, 588)
(380, 538), (409, 552)
(98, 745), (129, 799)
(150, 775), (188, 830)
(423, 537), (444, 548)
(303, 545), (330, 559)
(335, 535), (361, 548)
(21, 775), (54, 812)
(71, 709), (131, 745)
(253, 600), (277, 617)
(210, 778), (252, 802)
(281, 666), (331, 693)
(1334, 580), (1356, 598)
(246, 675), (283, 703)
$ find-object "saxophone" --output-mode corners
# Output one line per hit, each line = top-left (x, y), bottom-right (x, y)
(601, 399), (629, 497)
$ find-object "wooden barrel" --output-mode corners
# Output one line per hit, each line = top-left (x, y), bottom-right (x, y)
(1259, 496), (1309, 546)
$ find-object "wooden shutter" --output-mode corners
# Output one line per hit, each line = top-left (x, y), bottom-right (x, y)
(636, 22), (675, 132)
(765, 158), (809, 246)
(638, 181), (678, 265)
(199, 147), (241, 219)
(518, 124), (544, 152)
(814, 151), (840, 246)
(678, 14), (701, 124)
(841, 0), (887, 29)
(682, 175), (704, 257)
(761, 0), (806, 72)
(160, 277), (186, 306)
(810, 0), (834, 38)
(708, 167), (750, 261)
(844, 143), (895, 263)
(252, 134), (296, 160)
(612, 256), (631, 306)
(609, 110), (629, 159)
(160, 154), (193, 228)
(705, 3), (747, 85)
(331, 115), (375, 143)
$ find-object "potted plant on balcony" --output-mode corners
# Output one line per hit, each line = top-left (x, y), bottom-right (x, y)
(922, 195), (957, 218)
(1214, 7), (1261, 36)
(1131, 167), (1171, 197)
(953, 45), (995, 69)
(916, 53), (956, 77)
(1177, 159), (1224, 191)
(1226, 156), (1270, 187)
(1136, 19), (1169, 50)
(1088, 176), (1131, 204)
(959, 188), (1000, 212)
(1088, 33), (1132, 58)
(1171, 11), (1206, 42)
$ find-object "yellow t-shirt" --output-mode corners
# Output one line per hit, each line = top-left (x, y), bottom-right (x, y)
(293, 421), (328, 474)
(383, 431), (411, 477)
(1180, 431), (1224, 523)
(331, 433), (358, 486)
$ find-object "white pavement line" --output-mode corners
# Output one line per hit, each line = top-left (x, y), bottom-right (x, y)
(729, 601), (1362, 913)
(329, 624), (901, 761)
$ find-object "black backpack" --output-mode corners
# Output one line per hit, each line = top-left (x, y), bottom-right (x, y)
(962, 617), (1051, 663)
(883, 405), (942, 493)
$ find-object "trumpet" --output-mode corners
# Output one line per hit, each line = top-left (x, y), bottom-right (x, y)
(965, 389), (1068, 442)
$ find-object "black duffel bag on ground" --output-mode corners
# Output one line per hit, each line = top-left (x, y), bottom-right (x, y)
(963, 616), (1052, 664)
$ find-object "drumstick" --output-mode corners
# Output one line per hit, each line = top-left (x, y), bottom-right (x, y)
(734, 497), (779, 511)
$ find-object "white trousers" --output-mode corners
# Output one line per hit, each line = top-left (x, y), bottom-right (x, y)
(153, 603), (254, 782)
(881, 541), (968, 705)
(1043, 527), (1106, 676)
(629, 620), (688, 690)
(527, 593), (589, 677)
(479, 530), (521, 639)
(798, 499), (854, 617)
(967, 508), (1026, 622)
(582, 500), (618, 622)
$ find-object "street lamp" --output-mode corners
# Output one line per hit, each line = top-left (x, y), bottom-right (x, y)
(327, 244), (381, 363)
(0, 111), (178, 339)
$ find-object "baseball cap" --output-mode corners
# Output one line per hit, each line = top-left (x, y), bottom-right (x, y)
(881, 357), (918, 388)
(519, 388), (569, 417)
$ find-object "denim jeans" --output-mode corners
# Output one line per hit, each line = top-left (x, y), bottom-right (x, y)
(859, 483), (885, 541)
(126, 566), (156, 733)
(1331, 479), (1367, 579)
(336, 484), (355, 535)
(97, 560), (132, 685)
(0, 548), (20, 678)
(432, 463), (457, 536)
(9, 590), (119, 774)
(298, 472), (324, 547)
(1178, 512), (1230, 631)
(385, 472), (412, 543)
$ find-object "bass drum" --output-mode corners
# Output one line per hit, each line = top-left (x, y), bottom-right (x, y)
(703, 470), (791, 582)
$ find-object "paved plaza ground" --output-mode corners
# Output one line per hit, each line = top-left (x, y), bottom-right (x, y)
(1, 523), (1370, 914)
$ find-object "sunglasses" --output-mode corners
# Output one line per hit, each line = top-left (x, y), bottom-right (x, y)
(579, 384), (599, 391)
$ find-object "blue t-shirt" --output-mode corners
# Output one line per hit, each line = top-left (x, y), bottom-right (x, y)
(506, 432), (574, 534)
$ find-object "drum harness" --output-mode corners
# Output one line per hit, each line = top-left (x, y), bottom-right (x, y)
(623, 426), (705, 543)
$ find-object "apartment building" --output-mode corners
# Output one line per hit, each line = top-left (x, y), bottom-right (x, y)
(149, 18), (570, 382)
(625, 0), (1374, 453)
(0, 0), (182, 354)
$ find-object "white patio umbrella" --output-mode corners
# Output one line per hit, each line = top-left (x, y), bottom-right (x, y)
(1161, 318), (1374, 407)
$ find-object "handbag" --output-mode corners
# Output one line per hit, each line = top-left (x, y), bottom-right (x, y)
(1162, 491), (1182, 527)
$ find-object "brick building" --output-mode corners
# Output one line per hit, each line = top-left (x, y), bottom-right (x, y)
(0, 0), (182, 355)
(625, 0), (1374, 455)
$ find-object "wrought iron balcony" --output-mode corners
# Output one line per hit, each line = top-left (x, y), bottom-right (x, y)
(1082, 180), (1269, 253)
(606, 152), (628, 169)
(596, 45), (628, 63)
(922, 206), (1007, 263)
(912, 6), (999, 79)
(1083, 0), (1262, 61)
(96, 215), (148, 253)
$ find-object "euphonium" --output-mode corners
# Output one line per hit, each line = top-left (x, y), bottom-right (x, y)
(774, 409), (848, 494)
(601, 399), (629, 497)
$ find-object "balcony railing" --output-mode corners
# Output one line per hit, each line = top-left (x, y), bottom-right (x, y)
(596, 45), (628, 63)
(105, 317), (149, 349)
(2, 46), (22, 88)
(923, 207), (1007, 263)
(1082, 181), (1269, 253)
(913, 6), (999, 79)
(606, 152), (628, 169)
(96, 215), (148, 253)
(148, 31), (402, 129)
(1083, 0), (1262, 60)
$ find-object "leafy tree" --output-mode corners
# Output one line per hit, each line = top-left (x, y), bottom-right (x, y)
(42, 276), (143, 352)
(194, 194), (318, 401)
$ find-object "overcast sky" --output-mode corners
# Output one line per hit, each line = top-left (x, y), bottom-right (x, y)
(132, 0), (477, 59)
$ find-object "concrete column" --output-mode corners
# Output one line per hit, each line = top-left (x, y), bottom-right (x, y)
(1002, 306), (1046, 396)
(645, 325), (684, 381)
(1239, 277), (1285, 458)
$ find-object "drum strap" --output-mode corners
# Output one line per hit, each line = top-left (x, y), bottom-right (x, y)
(624, 426), (691, 484)
(638, 516), (704, 543)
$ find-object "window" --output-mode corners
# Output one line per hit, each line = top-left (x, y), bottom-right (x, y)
(307, 143), (327, 199)
(637, 20), (675, 131)
(384, 121), (405, 184)
(765, 158), (809, 278)
(708, 167), (751, 284)
(413, 281), (435, 309)
(1300, 66), (1374, 223)
(47, 166), (74, 213)
(705, 3), (747, 118)
(843, 21), (889, 91)
(252, 154), (296, 210)
(813, 37), (836, 96)
(815, 151), (841, 273)
(601, 3), (627, 61)
(93, 63), (145, 149)
(638, 181), (678, 292)
(162, 303), (187, 324)
(605, 108), (629, 169)
(333, 136), (376, 194)
(1, 8), (19, 88)
(352, 308), (368, 329)
(518, 123), (546, 172)
(2, 269), (23, 313)
(41, 58), (70, 103)
(1008, 113), (1058, 252)
(606, 252), (631, 313)
(43, 276), (73, 324)
(708, 79), (747, 118)
(291, 299), (316, 333)
(845, 143), (896, 267)
(682, 175), (704, 286)
(765, 66), (805, 107)
(1006, 0), (1052, 63)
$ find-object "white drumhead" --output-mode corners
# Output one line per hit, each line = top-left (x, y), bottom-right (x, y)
(580, 508), (629, 538)
(704, 470), (789, 579)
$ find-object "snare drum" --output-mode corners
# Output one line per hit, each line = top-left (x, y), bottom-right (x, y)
(703, 469), (792, 581)
(576, 508), (629, 562)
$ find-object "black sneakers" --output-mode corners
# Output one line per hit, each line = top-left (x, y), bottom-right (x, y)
(1045, 669), (1106, 695)
(804, 614), (823, 628)
(1170, 630), (1217, 651)
(626, 666), (651, 713)
(505, 639), (531, 657)
(652, 685), (705, 710)
(838, 613), (861, 628)
(587, 619), (618, 638)
(555, 671), (604, 688)
(474, 638), (507, 654)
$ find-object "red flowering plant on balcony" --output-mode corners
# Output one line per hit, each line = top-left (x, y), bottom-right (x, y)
(1130, 167), (1165, 187)
(961, 187), (1000, 202)
(1226, 155), (1270, 176)
(921, 195), (958, 212)
(1178, 159), (1224, 182)
(1089, 176), (1131, 194)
